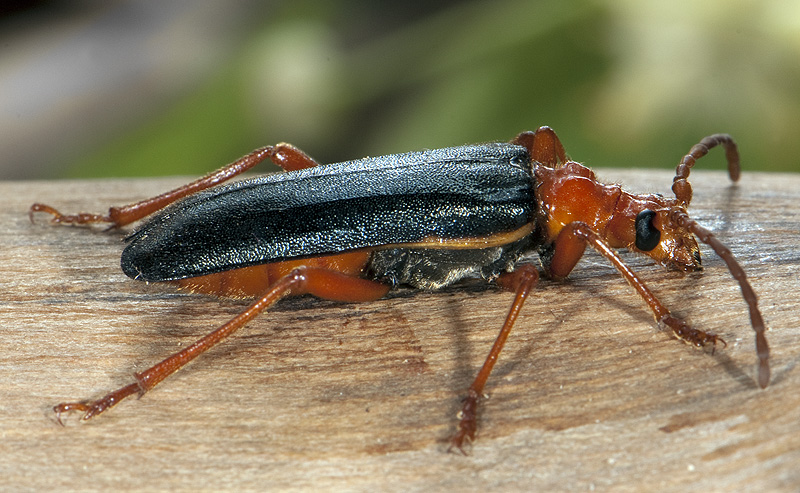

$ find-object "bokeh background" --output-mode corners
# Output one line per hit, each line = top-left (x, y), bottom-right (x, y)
(2, 0), (798, 180)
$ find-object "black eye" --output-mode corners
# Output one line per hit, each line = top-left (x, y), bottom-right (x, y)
(635, 209), (661, 251)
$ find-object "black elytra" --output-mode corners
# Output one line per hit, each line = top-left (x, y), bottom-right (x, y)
(121, 144), (537, 284)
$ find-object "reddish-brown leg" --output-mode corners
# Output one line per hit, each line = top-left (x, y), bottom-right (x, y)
(548, 221), (723, 349)
(449, 264), (539, 454)
(30, 143), (321, 228)
(53, 266), (389, 424)
(511, 126), (567, 168)
(267, 142), (321, 171)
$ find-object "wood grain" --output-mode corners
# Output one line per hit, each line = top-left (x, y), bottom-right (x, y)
(1, 169), (798, 492)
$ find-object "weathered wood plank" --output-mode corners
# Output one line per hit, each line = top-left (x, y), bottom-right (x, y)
(1, 169), (798, 491)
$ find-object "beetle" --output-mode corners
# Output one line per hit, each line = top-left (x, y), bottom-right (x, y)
(30, 126), (769, 453)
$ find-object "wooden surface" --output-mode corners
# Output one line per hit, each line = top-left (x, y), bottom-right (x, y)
(1, 169), (799, 492)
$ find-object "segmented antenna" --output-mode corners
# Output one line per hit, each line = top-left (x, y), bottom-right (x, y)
(671, 208), (769, 388)
(672, 134), (740, 206)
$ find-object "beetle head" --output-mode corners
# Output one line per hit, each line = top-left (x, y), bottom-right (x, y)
(607, 193), (702, 271)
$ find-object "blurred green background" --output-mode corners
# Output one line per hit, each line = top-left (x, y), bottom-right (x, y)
(2, 0), (798, 180)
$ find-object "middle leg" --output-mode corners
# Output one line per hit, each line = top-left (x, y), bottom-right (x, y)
(450, 264), (539, 454)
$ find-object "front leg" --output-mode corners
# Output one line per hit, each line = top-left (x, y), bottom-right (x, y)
(547, 221), (723, 350)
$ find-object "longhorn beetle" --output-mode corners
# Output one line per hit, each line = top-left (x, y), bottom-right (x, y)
(31, 126), (769, 453)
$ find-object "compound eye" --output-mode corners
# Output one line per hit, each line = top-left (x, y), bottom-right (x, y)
(635, 209), (661, 251)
